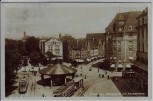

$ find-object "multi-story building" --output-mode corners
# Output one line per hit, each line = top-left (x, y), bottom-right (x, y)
(86, 33), (105, 58)
(69, 39), (88, 61)
(131, 7), (148, 94)
(105, 11), (142, 71)
(39, 37), (63, 59)
(60, 34), (76, 61)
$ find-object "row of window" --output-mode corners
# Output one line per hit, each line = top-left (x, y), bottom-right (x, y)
(113, 41), (133, 45)
(113, 47), (133, 52)
(138, 17), (147, 25)
(47, 41), (61, 45)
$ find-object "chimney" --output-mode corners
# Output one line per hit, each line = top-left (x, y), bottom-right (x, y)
(24, 31), (26, 37)
(77, 40), (78, 46)
(93, 38), (94, 42)
(59, 33), (62, 39)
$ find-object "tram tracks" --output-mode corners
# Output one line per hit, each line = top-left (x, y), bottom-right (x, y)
(28, 75), (37, 97)
(77, 79), (102, 96)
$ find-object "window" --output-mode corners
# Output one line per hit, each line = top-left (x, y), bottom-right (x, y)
(113, 47), (117, 52)
(129, 41), (133, 45)
(118, 47), (121, 52)
(129, 47), (133, 52)
(129, 33), (133, 37)
(142, 18), (144, 25)
(128, 26), (132, 31)
(118, 41), (121, 45)
(113, 41), (117, 45)
(138, 20), (140, 25)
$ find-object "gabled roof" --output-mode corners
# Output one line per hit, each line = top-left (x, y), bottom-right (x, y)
(44, 37), (61, 42)
(60, 35), (76, 42)
(86, 33), (105, 40)
(105, 11), (142, 33)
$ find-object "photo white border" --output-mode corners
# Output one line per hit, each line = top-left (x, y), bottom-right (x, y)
(1, 0), (152, 101)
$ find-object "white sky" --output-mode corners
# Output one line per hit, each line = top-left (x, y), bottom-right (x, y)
(1, 3), (149, 39)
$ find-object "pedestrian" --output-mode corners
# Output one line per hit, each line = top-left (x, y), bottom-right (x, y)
(105, 71), (107, 75)
(42, 94), (44, 97)
(102, 74), (104, 78)
(99, 74), (100, 78)
(97, 93), (99, 97)
(98, 68), (99, 73)
(85, 75), (86, 79)
(108, 75), (109, 80)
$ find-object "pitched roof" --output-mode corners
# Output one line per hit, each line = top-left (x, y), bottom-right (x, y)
(105, 11), (142, 33)
(86, 33), (105, 40)
(68, 38), (87, 50)
(60, 35), (76, 42)
(39, 64), (77, 75)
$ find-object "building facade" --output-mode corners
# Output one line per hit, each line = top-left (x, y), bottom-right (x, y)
(131, 8), (148, 95)
(86, 33), (105, 58)
(105, 11), (142, 71)
(39, 37), (63, 59)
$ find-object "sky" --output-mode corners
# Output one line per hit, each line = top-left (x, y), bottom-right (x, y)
(1, 3), (149, 39)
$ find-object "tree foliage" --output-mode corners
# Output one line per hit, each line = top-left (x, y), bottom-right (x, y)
(29, 51), (40, 67)
(25, 36), (40, 55)
(46, 51), (53, 63)
(5, 39), (22, 96)
(41, 55), (48, 67)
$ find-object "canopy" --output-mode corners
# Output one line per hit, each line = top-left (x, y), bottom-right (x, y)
(75, 59), (84, 62)
(39, 64), (77, 75)
(86, 58), (91, 62)
(118, 64), (123, 68)
(110, 64), (115, 68)
(129, 57), (133, 60)
(126, 64), (131, 68)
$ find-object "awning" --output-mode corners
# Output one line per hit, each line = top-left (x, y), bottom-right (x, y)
(87, 58), (91, 62)
(126, 64), (131, 68)
(110, 64), (115, 68)
(110, 57), (112, 59)
(114, 57), (117, 59)
(75, 59), (84, 62)
(129, 57), (133, 60)
(73, 77), (83, 82)
(118, 64), (123, 68)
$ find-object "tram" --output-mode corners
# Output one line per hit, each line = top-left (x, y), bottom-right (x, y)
(53, 81), (75, 97)
(18, 76), (29, 94)
(53, 77), (83, 97)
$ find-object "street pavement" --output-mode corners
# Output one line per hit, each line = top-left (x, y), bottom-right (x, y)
(7, 58), (123, 97)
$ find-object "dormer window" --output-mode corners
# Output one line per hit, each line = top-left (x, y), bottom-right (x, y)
(128, 26), (132, 31)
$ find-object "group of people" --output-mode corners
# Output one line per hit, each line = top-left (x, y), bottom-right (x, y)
(98, 71), (110, 80)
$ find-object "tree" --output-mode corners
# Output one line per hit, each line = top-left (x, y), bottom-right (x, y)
(46, 51), (53, 63)
(5, 47), (22, 96)
(23, 57), (28, 71)
(25, 36), (40, 56)
(29, 51), (40, 67)
(41, 55), (48, 68)
(17, 40), (27, 56)
(63, 41), (69, 62)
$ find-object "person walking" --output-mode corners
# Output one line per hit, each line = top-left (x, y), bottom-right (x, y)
(107, 75), (109, 80)
(105, 71), (107, 75)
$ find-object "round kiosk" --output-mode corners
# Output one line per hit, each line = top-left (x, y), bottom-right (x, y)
(39, 63), (77, 86)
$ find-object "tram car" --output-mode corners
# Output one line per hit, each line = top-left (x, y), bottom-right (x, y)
(18, 76), (29, 94)
(53, 81), (75, 97)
